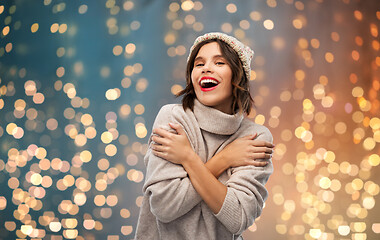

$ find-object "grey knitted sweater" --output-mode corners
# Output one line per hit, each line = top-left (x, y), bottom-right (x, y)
(135, 100), (273, 240)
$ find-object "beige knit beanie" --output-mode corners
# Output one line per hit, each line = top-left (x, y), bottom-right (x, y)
(188, 32), (254, 80)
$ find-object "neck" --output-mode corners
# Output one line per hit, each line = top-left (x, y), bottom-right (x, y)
(192, 99), (244, 135)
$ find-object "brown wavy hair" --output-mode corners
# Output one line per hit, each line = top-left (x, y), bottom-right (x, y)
(176, 38), (253, 114)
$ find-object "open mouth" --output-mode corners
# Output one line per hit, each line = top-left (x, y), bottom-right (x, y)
(199, 78), (219, 91)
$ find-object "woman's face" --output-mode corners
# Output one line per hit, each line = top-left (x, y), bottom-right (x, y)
(191, 42), (233, 114)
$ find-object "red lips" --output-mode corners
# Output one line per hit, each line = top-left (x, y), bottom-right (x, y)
(199, 76), (220, 92)
(199, 76), (219, 84)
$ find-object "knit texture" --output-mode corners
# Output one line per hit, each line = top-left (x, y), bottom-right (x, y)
(188, 32), (254, 80)
(135, 101), (273, 240)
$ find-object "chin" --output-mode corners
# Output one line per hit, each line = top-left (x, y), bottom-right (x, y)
(196, 97), (217, 106)
(197, 97), (224, 110)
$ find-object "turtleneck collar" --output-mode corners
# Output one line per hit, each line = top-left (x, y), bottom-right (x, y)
(192, 99), (244, 135)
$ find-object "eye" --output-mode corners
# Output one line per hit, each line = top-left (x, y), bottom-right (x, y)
(194, 63), (204, 67)
(216, 61), (225, 65)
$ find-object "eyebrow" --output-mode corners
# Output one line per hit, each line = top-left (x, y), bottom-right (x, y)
(194, 54), (225, 62)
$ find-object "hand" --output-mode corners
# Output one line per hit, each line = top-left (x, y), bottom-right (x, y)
(216, 134), (274, 168)
(151, 123), (195, 165)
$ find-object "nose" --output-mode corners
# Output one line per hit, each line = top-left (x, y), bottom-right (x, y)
(201, 62), (213, 73)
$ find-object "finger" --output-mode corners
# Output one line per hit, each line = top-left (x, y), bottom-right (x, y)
(250, 161), (268, 167)
(151, 143), (167, 152)
(151, 135), (169, 145)
(152, 149), (167, 159)
(266, 148), (274, 154)
(252, 152), (272, 159)
(251, 140), (275, 148)
(153, 128), (173, 138)
(242, 133), (257, 140)
(252, 147), (274, 154)
(169, 123), (186, 136)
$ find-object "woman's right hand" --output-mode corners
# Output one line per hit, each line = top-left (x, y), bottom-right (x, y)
(217, 134), (275, 168)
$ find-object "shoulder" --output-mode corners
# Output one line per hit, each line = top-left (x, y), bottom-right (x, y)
(154, 104), (190, 127)
(158, 103), (181, 113)
(156, 104), (187, 119)
(239, 118), (273, 143)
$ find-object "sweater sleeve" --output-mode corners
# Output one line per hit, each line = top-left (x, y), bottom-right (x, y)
(142, 105), (202, 223)
(214, 126), (274, 235)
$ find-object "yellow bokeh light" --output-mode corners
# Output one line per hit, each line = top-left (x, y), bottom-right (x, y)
(31, 173), (43, 185)
(49, 222), (61, 232)
(171, 84), (183, 95)
(119, 104), (131, 118)
(181, 0), (194, 11)
(255, 114), (265, 125)
(363, 137), (375, 151)
(263, 19), (274, 30)
(78, 4), (88, 14)
(352, 86), (364, 97)
(362, 197), (375, 209)
(309, 229), (322, 238)
(352, 222), (366, 232)
(325, 52), (334, 63)
(121, 225), (133, 235)
(135, 123), (147, 138)
(58, 23), (67, 33)
(63, 175), (75, 187)
(1, 196), (8, 210)
(5, 43), (13, 53)
(169, 2), (179, 12)
(164, 33), (176, 45)
(324, 151), (335, 163)
(226, 3), (237, 13)
(20, 225), (33, 235)
(338, 225), (350, 236)
(136, 78), (148, 92)
(295, 126), (306, 138)
(125, 43), (136, 54)
(81, 114), (93, 126)
(105, 144), (117, 156)
(94, 195), (106, 206)
(321, 96), (333, 108)
(303, 98), (313, 110)
(368, 154), (380, 166)
(276, 224), (287, 234)
(292, 19), (303, 29)
(6, 123), (17, 135)
(101, 132), (113, 144)
(369, 117), (380, 130)
(83, 219), (95, 230)
(352, 178), (364, 191)
(335, 122), (347, 134)
(63, 229), (78, 239)
(80, 150), (92, 163)
(2, 26), (10, 36)
(31, 23), (39, 33)
(134, 104), (145, 115)
(105, 88), (120, 100)
(120, 208), (131, 218)
(62, 218), (78, 228)
(319, 177), (331, 189)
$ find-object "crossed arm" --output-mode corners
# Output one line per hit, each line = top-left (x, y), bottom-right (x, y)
(151, 122), (274, 214)
(142, 105), (274, 233)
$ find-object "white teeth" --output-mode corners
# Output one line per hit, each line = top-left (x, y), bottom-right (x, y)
(200, 79), (218, 85)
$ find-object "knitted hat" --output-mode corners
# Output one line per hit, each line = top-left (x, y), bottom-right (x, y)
(188, 32), (254, 80)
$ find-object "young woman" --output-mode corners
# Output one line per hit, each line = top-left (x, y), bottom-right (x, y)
(135, 32), (274, 240)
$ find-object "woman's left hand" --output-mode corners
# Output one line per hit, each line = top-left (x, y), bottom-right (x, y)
(151, 123), (194, 165)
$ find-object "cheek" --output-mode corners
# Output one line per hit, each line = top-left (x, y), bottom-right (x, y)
(191, 72), (198, 88)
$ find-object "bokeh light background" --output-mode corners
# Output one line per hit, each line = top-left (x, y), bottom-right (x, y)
(0, 0), (379, 239)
